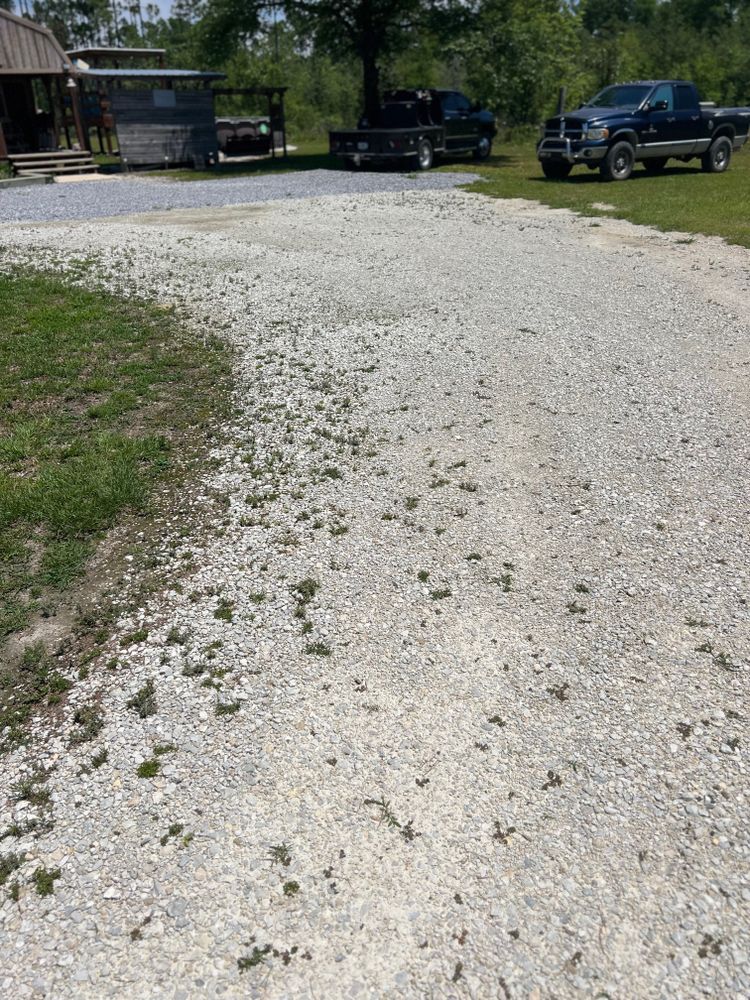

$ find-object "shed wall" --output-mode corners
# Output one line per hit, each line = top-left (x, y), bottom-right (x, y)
(109, 89), (218, 167)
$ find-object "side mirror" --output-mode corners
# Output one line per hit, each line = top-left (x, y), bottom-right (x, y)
(649, 100), (669, 112)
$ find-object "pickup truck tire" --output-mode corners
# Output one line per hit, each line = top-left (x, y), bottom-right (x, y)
(601, 140), (635, 181)
(643, 157), (668, 173)
(701, 136), (732, 173)
(541, 161), (572, 180)
(417, 139), (434, 171)
(473, 135), (493, 160)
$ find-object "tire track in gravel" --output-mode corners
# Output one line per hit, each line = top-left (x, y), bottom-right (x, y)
(0, 190), (748, 999)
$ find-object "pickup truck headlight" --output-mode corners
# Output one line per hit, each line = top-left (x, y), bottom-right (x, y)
(585, 127), (609, 141)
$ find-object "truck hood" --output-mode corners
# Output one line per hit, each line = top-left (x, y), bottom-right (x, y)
(545, 108), (621, 130)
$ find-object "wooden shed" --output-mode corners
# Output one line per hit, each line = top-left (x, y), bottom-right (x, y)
(0, 8), (85, 157)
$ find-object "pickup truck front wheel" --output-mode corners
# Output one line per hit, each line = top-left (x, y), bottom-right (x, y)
(417, 139), (434, 170)
(701, 136), (732, 173)
(601, 141), (635, 181)
(473, 135), (493, 160)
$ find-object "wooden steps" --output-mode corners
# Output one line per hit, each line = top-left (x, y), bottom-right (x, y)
(8, 150), (99, 178)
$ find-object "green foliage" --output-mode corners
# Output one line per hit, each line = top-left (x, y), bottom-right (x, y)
(17, 0), (750, 135)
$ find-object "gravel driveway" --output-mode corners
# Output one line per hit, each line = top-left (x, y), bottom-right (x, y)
(0, 168), (476, 223)
(1, 190), (748, 999)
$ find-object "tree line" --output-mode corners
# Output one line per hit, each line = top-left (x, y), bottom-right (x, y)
(10, 0), (750, 136)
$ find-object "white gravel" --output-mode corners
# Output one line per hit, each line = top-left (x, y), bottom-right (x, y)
(0, 190), (748, 1000)
(0, 168), (476, 223)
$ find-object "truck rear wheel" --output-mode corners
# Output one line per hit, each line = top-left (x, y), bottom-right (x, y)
(601, 140), (635, 181)
(701, 136), (732, 173)
(417, 139), (434, 170)
(541, 160), (572, 180)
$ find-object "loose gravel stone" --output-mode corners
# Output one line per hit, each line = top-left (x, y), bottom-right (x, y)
(0, 186), (748, 1000)
(0, 167), (477, 223)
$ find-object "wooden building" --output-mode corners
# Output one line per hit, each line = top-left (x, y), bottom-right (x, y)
(0, 8), (85, 158)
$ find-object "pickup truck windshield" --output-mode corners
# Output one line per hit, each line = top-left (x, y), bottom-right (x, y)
(587, 84), (652, 110)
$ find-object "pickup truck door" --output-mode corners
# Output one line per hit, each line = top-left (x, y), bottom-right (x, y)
(442, 92), (477, 150)
(641, 83), (700, 156)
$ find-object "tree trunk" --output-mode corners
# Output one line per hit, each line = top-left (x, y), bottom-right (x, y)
(362, 46), (381, 123)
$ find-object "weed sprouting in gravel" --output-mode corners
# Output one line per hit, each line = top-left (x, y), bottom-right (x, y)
(91, 748), (109, 769)
(136, 758), (160, 778)
(487, 715), (505, 727)
(542, 770), (562, 790)
(405, 496), (420, 511)
(0, 853), (23, 888)
(429, 588), (452, 600)
(493, 572), (513, 592)
(154, 743), (177, 755)
(417, 570), (430, 582)
(685, 617), (710, 628)
(268, 843), (292, 867)
(160, 822), (185, 846)
(364, 797), (420, 842)
(493, 823), (517, 846)
(214, 598), (235, 622)
(12, 770), (50, 806)
(574, 582), (590, 594)
(566, 600), (587, 615)
(547, 682), (570, 702)
(166, 626), (188, 645)
(305, 641), (331, 656)
(238, 945), (271, 971)
(121, 628), (148, 648)
(458, 481), (478, 493)
(466, 552), (482, 562)
(283, 880), (300, 896)
(451, 961), (463, 982)
(33, 866), (60, 897)
(126, 679), (157, 718)
(215, 700), (241, 716)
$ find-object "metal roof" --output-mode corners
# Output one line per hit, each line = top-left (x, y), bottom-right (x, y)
(0, 8), (72, 76)
(67, 46), (166, 58)
(77, 67), (225, 80)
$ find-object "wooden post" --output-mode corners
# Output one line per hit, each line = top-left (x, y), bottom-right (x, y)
(0, 120), (8, 161)
(67, 77), (89, 151)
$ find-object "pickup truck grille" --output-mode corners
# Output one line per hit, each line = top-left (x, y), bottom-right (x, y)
(545, 126), (584, 140)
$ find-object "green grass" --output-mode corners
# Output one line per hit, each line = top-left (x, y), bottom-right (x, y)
(439, 135), (750, 248)
(0, 271), (229, 646)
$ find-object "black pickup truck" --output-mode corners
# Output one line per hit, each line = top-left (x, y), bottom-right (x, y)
(329, 89), (496, 170)
(537, 80), (750, 180)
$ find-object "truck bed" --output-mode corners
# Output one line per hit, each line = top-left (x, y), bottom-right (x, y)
(329, 125), (444, 161)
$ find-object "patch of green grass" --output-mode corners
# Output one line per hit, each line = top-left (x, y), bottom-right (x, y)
(443, 138), (750, 248)
(157, 141), (334, 183)
(283, 880), (300, 896)
(0, 270), (229, 653)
